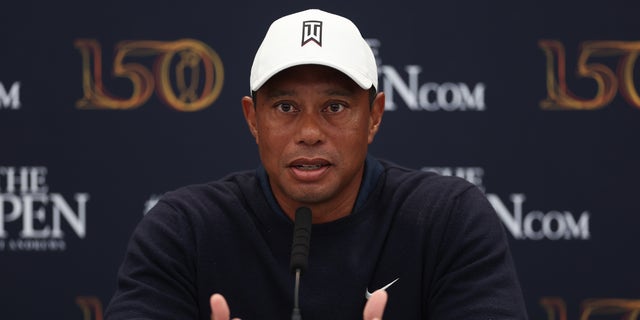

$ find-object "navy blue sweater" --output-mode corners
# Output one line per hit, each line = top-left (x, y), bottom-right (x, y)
(105, 158), (527, 319)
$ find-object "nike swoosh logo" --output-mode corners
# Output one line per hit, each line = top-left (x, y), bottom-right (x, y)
(365, 278), (399, 299)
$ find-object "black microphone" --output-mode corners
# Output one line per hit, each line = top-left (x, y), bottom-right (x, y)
(290, 207), (312, 320)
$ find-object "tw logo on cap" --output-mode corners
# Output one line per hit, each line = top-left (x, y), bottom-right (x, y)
(302, 20), (322, 47)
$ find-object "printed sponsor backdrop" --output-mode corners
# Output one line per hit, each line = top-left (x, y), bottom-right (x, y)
(1, 0), (639, 319)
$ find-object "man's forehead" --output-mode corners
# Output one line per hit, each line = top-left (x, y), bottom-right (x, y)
(258, 64), (361, 94)
(262, 87), (356, 100)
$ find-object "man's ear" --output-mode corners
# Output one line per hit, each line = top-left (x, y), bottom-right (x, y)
(368, 92), (385, 144)
(241, 96), (259, 144)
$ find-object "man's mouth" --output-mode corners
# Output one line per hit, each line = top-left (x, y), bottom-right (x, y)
(289, 159), (331, 171)
(289, 159), (332, 180)
(293, 164), (326, 170)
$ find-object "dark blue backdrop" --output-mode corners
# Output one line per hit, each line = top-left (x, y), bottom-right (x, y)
(2, 1), (639, 319)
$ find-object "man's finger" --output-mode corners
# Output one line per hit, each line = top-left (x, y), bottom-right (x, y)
(210, 293), (231, 320)
(363, 289), (388, 320)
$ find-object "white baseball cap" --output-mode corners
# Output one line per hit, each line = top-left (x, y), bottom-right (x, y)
(249, 9), (378, 92)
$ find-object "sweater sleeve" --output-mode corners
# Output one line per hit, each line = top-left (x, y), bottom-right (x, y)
(104, 200), (200, 320)
(427, 185), (528, 319)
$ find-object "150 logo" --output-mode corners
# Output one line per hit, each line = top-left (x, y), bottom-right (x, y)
(540, 297), (640, 320)
(76, 297), (103, 320)
(74, 38), (224, 111)
(539, 40), (640, 110)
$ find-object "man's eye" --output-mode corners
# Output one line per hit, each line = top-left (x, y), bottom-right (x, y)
(276, 103), (295, 113)
(325, 103), (345, 113)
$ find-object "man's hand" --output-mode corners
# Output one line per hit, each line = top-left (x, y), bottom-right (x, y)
(209, 290), (388, 320)
(363, 289), (388, 320)
(210, 294), (240, 320)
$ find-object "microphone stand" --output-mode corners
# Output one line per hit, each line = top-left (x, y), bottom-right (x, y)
(292, 269), (302, 320)
(290, 207), (312, 320)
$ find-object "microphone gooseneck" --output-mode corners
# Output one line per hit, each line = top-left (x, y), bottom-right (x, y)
(290, 207), (312, 320)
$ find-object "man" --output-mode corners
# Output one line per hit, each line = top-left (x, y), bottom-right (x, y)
(105, 9), (528, 320)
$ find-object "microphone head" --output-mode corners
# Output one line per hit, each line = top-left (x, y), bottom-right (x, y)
(290, 207), (312, 273)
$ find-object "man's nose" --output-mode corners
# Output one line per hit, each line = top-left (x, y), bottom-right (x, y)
(296, 112), (325, 145)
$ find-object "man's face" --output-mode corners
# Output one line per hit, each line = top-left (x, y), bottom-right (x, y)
(242, 65), (384, 222)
